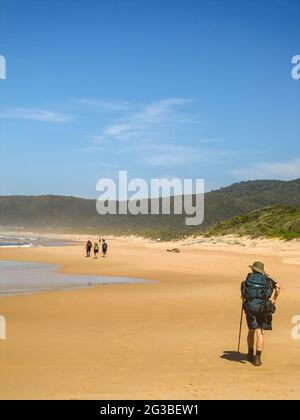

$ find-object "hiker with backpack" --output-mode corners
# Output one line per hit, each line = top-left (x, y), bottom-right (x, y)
(102, 239), (108, 257)
(94, 240), (99, 258)
(85, 240), (92, 258)
(241, 261), (281, 367)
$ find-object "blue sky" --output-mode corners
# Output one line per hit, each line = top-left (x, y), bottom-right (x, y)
(0, 0), (299, 197)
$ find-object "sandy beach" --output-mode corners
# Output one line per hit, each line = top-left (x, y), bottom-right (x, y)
(0, 236), (299, 400)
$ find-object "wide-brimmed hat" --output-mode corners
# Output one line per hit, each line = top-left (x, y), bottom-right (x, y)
(249, 261), (266, 275)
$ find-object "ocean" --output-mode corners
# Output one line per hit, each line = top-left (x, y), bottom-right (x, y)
(0, 234), (73, 248)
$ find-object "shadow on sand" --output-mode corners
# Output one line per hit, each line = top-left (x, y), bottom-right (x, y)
(221, 351), (248, 364)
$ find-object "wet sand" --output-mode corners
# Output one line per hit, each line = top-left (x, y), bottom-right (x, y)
(0, 237), (299, 400)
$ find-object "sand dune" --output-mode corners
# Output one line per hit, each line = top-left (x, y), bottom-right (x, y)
(0, 237), (299, 400)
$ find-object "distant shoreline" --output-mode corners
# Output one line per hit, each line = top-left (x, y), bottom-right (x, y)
(1, 228), (299, 252)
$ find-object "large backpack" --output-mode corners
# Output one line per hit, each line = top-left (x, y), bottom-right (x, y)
(241, 273), (275, 317)
(241, 272), (273, 301)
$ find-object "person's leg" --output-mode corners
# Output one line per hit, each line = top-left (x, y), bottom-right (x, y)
(253, 329), (264, 366)
(247, 329), (255, 349)
(247, 329), (255, 362)
(256, 328), (264, 352)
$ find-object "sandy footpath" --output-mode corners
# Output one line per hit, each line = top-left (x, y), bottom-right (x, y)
(0, 236), (299, 400)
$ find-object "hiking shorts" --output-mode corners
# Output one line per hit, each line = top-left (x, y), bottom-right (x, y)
(246, 313), (273, 331)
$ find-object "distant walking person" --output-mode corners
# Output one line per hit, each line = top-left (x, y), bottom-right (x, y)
(86, 240), (92, 257)
(241, 261), (281, 366)
(102, 239), (108, 257)
(94, 241), (99, 258)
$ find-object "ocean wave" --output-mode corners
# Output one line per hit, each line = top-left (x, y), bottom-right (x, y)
(0, 236), (38, 241)
(0, 243), (34, 248)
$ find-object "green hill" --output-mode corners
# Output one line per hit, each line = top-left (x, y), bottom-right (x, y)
(0, 179), (299, 239)
(207, 205), (300, 240)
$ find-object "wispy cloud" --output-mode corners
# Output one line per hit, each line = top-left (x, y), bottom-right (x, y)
(77, 98), (232, 169)
(0, 108), (72, 122)
(95, 98), (193, 142)
(231, 158), (300, 180)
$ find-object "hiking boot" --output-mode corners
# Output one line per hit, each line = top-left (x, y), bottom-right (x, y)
(253, 355), (262, 367)
(247, 351), (255, 363)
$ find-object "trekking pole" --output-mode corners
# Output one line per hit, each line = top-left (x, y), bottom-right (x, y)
(237, 301), (244, 361)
